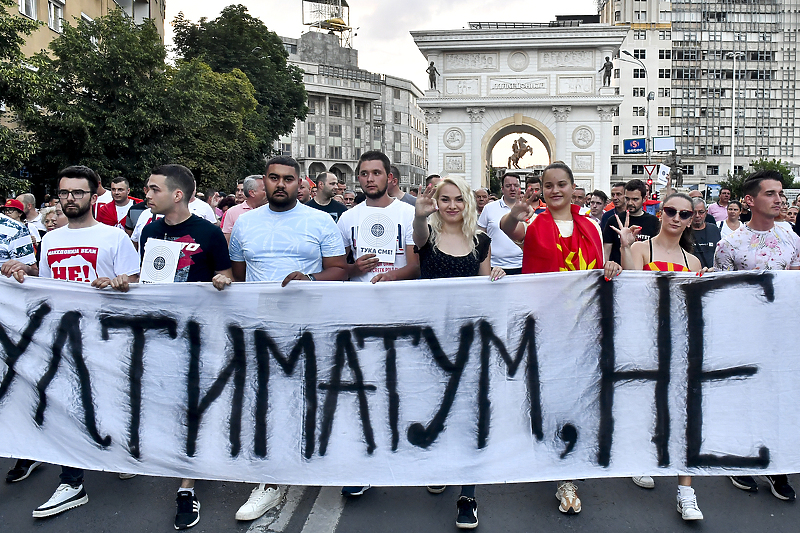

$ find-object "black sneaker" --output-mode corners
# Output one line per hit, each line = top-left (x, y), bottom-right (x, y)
(6, 459), (42, 483)
(456, 496), (478, 529)
(730, 476), (758, 492)
(766, 475), (796, 501)
(174, 490), (200, 530)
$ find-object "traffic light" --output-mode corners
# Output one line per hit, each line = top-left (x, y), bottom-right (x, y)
(646, 178), (653, 187)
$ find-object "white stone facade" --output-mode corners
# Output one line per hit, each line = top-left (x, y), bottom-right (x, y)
(412, 23), (628, 192)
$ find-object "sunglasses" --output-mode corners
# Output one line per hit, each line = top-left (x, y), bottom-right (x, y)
(662, 206), (693, 220)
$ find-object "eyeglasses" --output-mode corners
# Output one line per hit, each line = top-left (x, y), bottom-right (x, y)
(58, 189), (89, 199)
(662, 206), (693, 220)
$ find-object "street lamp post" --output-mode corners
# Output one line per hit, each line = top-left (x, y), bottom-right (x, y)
(727, 51), (745, 177)
(621, 50), (651, 164)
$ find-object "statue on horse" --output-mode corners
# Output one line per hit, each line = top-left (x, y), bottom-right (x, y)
(508, 137), (533, 169)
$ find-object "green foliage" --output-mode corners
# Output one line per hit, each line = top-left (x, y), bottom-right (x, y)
(164, 59), (258, 191)
(173, 4), (308, 169)
(20, 8), (261, 193)
(720, 158), (799, 199)
(0, 0), (42, 192)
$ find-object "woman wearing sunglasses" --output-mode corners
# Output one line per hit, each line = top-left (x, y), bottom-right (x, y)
(607, 192), (705, 521)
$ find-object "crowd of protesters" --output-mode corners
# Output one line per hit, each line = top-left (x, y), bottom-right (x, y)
(0, 151), (797, 529)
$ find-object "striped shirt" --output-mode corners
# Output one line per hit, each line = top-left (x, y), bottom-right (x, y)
(0, 214), (36, 265)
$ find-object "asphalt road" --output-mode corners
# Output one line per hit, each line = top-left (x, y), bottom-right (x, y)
(1, 459), (797, 532)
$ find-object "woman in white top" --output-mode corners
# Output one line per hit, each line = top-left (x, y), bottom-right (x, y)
(717, 200), (744, 238)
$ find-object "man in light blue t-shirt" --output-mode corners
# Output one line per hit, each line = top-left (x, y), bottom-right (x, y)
(222, 156), (347, 522)
(228, 156), (347, 285)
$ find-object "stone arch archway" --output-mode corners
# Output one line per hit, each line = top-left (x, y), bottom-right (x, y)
(307, 162), (327, 178)
(482, 115), (556, 183)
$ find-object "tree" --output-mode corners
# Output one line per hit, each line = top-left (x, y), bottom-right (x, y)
(20, 9), (260, 193)
(0, 0), (42, 192)
(173, 4), (308, 171)
(21, 9), (172, 190)
(718, 158), (798, 199)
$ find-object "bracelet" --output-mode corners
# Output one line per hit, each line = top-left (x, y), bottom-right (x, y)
(307, 273), (316, 281)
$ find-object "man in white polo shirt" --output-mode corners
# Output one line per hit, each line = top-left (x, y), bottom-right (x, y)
(477, 173), (524, 274)
(221, 175), (267, 243)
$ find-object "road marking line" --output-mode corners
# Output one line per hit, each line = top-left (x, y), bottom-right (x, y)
(247, 485), (306, 533)
(300, 487), (346, 533)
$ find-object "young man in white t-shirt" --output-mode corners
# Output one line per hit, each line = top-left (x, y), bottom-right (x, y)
(10, 165), (140, 519)
(336, 151), (419, 498)
(337, 151), (420, 285)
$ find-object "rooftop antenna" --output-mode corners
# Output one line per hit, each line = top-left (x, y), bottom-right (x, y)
(302, 0), (352, 48)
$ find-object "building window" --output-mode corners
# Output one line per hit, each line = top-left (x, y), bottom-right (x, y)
(393, 88), (401, 100)
(659, 10), (670, 22)
(613, 125), (619, 136)
(48, 1), (64, 32)
(612, 164), (618, 175)
(613, 145), (619, 155)
(615, 10), (621, 21)
(632, 126), (645, 136)
(281, 143), (292, 156)
(760, 33), (772, 42)
(633, 68), (646, 79)
(632, 165), (645, 175)
(355, 126), (361, 139)
(633, 106), (646, 117)
(657, 126), (670, 136)
(684, 165), (694, 175)
(394, 111), (402, 124)
(708, 31), (722, 41)
(658, 87), (670, 97)
(329, 146), (342, 159)
(329, 124), (342, 137)
(355, 104), (364, 119)
(634, 10), (647, 21)
(308, 99), (316, 115)
(634, 30), (647, 40)
(307, 145), (316, 158)
(19, 0), (36, 18)
(283, 43), (297, 54)
(659, 49), (671, 60)
(658, 107), (671, 116)
(373, 103), (382, 119)
(614, 68), (620, 79)
(707, 165), (719, 175)
(659, 30), (671, 40)
(658, 69), (671, 78)
(633, 49), (646, 60)
(632, 87), (645, 97)
(394, 151), (402, 164)
(307, 122), (315, 135)
(329, 101), (342, 117)
(675, 50), (697, 60)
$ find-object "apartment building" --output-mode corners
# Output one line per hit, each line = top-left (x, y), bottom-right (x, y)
(600, 0), (800, 186)
(280, 31), (428, 191)
(16, 0), (165, 57)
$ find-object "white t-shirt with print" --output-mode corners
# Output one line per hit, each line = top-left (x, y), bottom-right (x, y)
(39, 223), (141, 282)
(189, 198), (217, 223)
(714, 223), (800, 271)
(337, 198), (415, 283)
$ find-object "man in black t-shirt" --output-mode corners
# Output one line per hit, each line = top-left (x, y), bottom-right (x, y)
(603, 179), (660, 264)
(307, 172), (347, 222)
(139, 164), (232, 530)
(690, 198), (721, 269)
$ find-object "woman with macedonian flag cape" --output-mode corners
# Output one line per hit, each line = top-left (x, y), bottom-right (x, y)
(499, 162), (620, 516)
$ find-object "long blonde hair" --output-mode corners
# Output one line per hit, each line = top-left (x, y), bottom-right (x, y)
(428, 175), (480, 255)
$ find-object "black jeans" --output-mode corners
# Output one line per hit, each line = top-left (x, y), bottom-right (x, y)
(60, 466), (84, 487)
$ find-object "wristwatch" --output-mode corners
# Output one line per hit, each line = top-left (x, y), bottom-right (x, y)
(307, 273), (316, 281)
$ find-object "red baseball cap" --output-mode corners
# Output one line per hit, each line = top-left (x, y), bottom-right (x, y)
(2, 199), (25, 213)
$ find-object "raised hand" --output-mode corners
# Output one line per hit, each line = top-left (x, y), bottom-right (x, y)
(415, 183), (438, 218)
(610, 212), (641, 249)
(508, 187), (535, 222)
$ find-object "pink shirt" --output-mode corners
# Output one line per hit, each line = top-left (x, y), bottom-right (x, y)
(221, 202), (254, 234)
(707, 202), (728, 222)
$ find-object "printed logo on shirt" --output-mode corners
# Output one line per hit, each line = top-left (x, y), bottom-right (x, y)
(47, 247), (99, 282)
(163, 235), (203, 282)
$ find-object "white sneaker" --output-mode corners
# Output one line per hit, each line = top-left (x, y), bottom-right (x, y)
(32, 484), (88, 518)
(235, 484), (282, 521)
(677, 494), (704, 521)
(118, 473), (137, 480)
(555, 481), (581, 514)
(632, 476), (655, 489)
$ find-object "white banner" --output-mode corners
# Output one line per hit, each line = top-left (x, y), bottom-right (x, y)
(0, 272), (798, 486)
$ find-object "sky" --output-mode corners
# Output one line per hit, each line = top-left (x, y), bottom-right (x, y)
(165, 1), (597, 168)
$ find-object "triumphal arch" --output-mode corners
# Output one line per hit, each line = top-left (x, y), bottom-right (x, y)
(412, 22), (627, 192)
